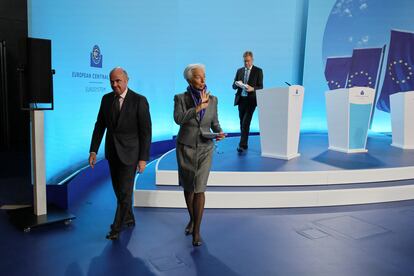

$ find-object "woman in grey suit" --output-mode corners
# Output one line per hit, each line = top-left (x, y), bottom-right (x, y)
(174, 64), (225, 246)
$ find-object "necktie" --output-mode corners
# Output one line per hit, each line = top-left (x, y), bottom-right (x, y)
(242, 68), (250, 96)
(244, 68), (249, 83)
(112, 95), (121, 125)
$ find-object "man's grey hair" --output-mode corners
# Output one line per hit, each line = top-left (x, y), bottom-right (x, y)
(110, 66), (129, 80)
(243, 51), (253, 58)
(183, 63), (205, 82)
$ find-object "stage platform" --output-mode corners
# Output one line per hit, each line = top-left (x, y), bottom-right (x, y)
(134, 133), (414, 208)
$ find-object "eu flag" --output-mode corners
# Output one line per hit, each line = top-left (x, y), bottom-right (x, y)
(377, 30), (414, 112)
(325, 56), (351, 90)
(346, 47), (383, 89)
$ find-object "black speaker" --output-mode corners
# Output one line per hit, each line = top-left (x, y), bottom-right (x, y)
(23, 37), (54, 109)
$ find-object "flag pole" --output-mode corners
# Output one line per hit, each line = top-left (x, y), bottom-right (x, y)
(369, 44), (387, 129)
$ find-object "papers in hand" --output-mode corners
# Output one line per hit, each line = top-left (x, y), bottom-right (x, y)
(235, 81), (248, 89)
(201, 132), (220, 139)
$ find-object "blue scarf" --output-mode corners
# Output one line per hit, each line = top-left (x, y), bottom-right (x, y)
(187, 85), (207, 120)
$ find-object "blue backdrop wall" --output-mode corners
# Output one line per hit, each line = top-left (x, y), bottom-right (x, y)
(28, 0), (414, 184)
(28, 0), (309, 184)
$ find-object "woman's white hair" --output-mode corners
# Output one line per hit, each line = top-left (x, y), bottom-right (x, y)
(183, 63), (205, 82)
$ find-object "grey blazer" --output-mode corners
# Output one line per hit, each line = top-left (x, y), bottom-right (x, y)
(174, 91), (222, 147)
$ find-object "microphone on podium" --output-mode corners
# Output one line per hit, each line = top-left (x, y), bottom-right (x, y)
(285, 81), (291, 86)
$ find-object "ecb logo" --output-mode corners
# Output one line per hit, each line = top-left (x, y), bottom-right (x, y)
(90, 45), (103, 68)
(360, 90), (365, 96)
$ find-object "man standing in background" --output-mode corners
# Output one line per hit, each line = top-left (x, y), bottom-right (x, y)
(89, 67), (152, 240)
(232, 51), (263, 152)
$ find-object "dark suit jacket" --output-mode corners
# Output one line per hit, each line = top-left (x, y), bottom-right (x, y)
(232, 65), (263, 106)
(174, 92), (222, 147)
(90, 89), (152, 166)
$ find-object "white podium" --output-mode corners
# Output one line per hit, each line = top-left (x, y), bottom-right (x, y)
(390, 91), (414, 149)
(256, 85), (304, 160)
(325, 87), (375, 153)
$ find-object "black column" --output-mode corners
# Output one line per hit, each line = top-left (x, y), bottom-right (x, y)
(0, 0), (28, 151)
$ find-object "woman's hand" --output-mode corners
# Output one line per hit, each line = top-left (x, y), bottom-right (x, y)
(196, 89), (210, 112)
(216, 132), (226, 141)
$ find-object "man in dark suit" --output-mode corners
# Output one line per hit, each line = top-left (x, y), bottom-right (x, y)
(88, 67), (152, 240)
(232, 51), (263, 152)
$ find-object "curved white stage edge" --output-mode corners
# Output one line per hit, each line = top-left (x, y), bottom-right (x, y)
(134, 133), (414, 208)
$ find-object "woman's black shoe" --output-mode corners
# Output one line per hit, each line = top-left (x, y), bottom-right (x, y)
(192, 233), (202, 246)
(192, 239), (203, 247)
(185, 221), (194, 235)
